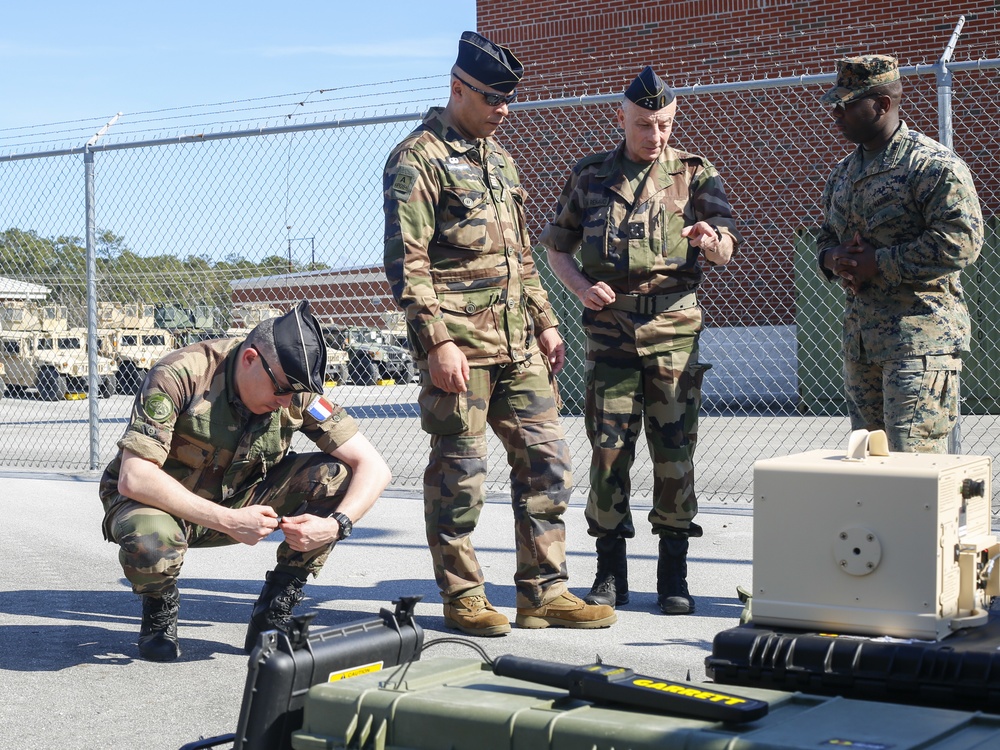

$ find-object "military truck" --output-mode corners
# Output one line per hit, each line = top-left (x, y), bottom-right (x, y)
(96, 303), (176, 394)
(97, 328), (174, 394)
(155, 303), (228, 348)
(0, 303), (117, 400)
(0, 328), (117, 400)
(324, 325), (415, 385)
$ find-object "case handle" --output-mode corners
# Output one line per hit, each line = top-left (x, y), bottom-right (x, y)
(843, 429), (889, 461)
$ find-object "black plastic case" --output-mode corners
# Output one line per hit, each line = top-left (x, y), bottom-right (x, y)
(175, 596), (425, 750)
(706, 611), (1000, 713)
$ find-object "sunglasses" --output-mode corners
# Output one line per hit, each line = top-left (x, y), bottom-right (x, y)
(255, 348), (308, 396)
(831, 93), (880, 114)
(454, 75), (517, 106)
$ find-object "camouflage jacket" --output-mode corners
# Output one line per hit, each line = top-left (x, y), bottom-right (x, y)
(383, 107), (558, 366)
(817, 122), (983, 363)
(99, 338), (358, 519)
(539, 142), (740, 356)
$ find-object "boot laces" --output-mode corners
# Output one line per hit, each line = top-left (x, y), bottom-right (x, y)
(591, 573), (615, 596)
(145, 596), (177, 633)
(269, 584), (305, 622)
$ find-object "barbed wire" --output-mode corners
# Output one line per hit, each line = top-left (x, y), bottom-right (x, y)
(1, 14), (996, 154)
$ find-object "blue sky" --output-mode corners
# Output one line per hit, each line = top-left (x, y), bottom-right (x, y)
(0, 1), (476, 139)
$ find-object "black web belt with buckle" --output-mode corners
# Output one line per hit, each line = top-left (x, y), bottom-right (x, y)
(605, 290), (698, 315)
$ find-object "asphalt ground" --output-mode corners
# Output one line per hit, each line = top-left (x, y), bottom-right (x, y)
(0, 472), (754, 750)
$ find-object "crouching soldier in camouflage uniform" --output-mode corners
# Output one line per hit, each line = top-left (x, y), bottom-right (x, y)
(383, 31), (615, 636)
(817, 55), (983, 453)
(540, 67), (739, 615)
(99, 301), (391, 661)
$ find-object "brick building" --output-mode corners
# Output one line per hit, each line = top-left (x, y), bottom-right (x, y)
(477, 1), (1000, 327)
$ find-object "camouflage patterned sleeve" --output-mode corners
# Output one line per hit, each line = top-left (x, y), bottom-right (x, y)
(816, 161), (847, 282)
(688, 160), (741, 255)
(875, 158), (983, 287)
(537, 166), (586, 255)
(520, 242), (560, 333)
(383, 145), (451, 355)
(116, 361), (189, 466)
(296, 394), (359, 454)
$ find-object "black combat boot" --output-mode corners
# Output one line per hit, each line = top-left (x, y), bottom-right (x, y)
(657, 537), (695, 615)
(138, 586), (181, 662)
(243, 568), (308, 653)
(584, 535), (630, 607)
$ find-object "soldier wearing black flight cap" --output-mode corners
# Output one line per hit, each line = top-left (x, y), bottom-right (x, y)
(384, 32), (617, 637)
(98, 299), (391, 661)
(540, 66), (741, 617)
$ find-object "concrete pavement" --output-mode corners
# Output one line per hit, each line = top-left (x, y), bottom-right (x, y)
(0, 472), (753, 750)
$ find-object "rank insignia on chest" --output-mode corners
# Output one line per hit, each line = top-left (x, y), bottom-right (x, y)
(628, 222), (646, 239)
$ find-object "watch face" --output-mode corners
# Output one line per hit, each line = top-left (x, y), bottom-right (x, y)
(335, 512), (353, 538)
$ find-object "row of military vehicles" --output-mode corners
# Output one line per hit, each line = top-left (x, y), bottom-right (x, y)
(0, 302), (415, 401)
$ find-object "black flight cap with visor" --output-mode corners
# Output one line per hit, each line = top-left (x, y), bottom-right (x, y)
(271, 300), (327, 395)
(456, 30), (523, 93)
(625, 66), (675, 111)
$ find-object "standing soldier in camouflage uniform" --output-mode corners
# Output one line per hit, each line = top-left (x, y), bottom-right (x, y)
(817, 55), (983, 453)
(383, 31), (615, 636)
(540, 67), (738, 616)
(99, 301), (391, 661)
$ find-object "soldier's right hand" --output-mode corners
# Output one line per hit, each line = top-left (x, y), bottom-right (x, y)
(579, 281), (616, 311)
(428, 341), (469, 393)
(227, 505), (280, 546)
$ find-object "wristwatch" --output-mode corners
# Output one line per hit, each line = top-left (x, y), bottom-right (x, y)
(332, 512), (353, 540)
(711, 225), (723, 242)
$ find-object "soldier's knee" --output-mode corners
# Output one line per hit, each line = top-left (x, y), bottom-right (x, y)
(521, 422), (572, 487)
(525, 492), (568, 520)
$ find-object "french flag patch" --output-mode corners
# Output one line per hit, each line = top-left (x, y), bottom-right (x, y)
(306, 396), (334, 422)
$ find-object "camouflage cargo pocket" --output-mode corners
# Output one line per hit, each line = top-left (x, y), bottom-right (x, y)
(419, 383), (470, 436)
(437, 288), (503, 357)
(683, 361), (713, 441)
(438, 186), (490, 249)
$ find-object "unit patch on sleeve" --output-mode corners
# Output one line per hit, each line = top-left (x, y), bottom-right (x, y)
(143, 393), (175, 423)
(391, 165), (419, 201)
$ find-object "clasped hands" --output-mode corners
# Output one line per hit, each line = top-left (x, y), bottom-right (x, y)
(824, 232), (879, 292)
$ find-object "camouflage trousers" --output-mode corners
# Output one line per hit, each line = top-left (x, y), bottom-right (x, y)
(845, 353), (961, 453)
(584, 344), (710, 539)
(103, 451), (351, 596)
(419, 354), (572, 609)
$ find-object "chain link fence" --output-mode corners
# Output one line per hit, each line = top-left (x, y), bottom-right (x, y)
(1, 60), (998, 509)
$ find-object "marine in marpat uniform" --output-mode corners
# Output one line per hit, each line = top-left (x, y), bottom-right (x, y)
(383, 31), (615, 636)
(99, 301), (391, 661)
(817, 54), (983, 453)
(540, 66), (739, 616)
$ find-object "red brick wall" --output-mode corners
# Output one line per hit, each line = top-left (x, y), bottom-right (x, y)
(478, 1), (1000, 327)
(479, 1), (998, 94)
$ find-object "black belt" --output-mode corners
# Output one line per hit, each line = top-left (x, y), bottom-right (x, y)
(605, 290), (698, 315)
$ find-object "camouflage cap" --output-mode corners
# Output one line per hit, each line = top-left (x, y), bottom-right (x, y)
(455, 31), (523, 94)
(821, 54), (900, 105)
(625, 66), (675, 110)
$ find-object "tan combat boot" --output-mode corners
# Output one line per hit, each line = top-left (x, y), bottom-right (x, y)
(443, 594), (511, 637)
(515, 592), (617, 629)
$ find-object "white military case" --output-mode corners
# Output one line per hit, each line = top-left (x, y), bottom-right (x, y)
(752, 442), (996, 640)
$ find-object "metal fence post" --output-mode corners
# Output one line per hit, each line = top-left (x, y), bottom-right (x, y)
(937, 17), (965, 453)
(84, 147), (99, 470)
(84, 113), (120, 470)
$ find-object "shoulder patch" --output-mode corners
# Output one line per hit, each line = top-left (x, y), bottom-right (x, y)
(391, 165), (419, 202)
(143, 393), (175, 423)
(306, 395), (334, 422)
